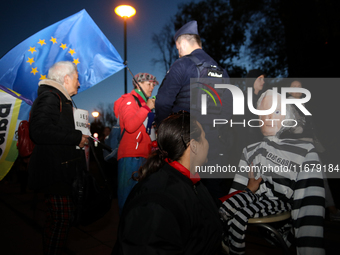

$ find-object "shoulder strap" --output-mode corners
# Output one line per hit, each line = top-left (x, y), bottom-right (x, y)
(186, 54), (203, 66)
(119, 94), (142, 141)
(185, 53), (225, 78)
(119, 128), (126, 142)
(185, 54), (216, 77)
(185, 54), (202, 77)
(132, 94), (142, 107)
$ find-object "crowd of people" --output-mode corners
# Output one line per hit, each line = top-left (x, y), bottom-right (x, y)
(23, 20), (338, 255)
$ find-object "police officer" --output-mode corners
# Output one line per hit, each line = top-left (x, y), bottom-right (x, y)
(156, 21), (234, 199)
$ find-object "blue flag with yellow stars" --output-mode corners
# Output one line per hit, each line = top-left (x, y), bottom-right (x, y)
(0, 9), (125, 105)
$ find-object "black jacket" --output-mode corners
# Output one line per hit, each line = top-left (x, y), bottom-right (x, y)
(155, 48), (229, 125)
(28, 80), (83, 195)
(114, 163), (223, 255)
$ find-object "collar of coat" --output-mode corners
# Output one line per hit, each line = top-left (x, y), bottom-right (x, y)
(38, 79), (72, 101)
(165, 158), (201, 184)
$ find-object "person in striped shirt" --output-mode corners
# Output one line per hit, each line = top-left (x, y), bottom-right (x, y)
(219, 89), (325, 255)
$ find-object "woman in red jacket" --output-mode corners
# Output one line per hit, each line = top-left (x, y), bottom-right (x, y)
(114, 73), (158, 214)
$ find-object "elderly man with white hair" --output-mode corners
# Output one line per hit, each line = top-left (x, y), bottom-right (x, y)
(28, 61), (89, 254)
(219, 89), (325, 255)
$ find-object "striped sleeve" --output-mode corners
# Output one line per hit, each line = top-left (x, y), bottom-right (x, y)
(291, 149), (325, 255)
(229, 147), (250, 194)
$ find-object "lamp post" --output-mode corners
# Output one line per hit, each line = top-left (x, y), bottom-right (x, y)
(115, 5), (136, 94)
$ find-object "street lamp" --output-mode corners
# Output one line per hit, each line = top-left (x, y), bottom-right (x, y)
(92, 111), (99, 118)
(92, 111), (99, 122)
(115, 5), (136, 94)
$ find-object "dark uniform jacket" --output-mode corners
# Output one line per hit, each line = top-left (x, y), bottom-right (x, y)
(155, 48), (229, 125)
(28, 79), (83, 195)
(114, 162), (223, 255)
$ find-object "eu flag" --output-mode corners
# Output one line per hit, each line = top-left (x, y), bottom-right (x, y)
(0, 9), (125, 104)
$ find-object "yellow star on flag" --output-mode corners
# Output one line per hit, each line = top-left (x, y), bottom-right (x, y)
(50, 37), (57, 44)
(26, 57), (35, 65)
(28, 47), (36, 54)
(73, 58), (80, 65)
(31, 67), (38, 75)
(68, 49), (76, 56)
(38, 39), (46, 46)
(60, 43), (67, 50)
(39, 74), (47, 80)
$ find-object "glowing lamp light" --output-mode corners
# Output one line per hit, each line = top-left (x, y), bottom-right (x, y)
(115, 5), (136, 18)
(93, 133), (99, 147)
(92, 111), (99, 118)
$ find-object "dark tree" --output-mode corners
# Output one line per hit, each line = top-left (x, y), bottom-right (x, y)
(90, 103), (116, 141)
(236, 0), (340, 78)
(244, 0), (288, 77)
(94, 103), (116, 127)
(151, 21), (178, 74)
(280, 0), (340, 77)
(90, 118), (104, 137)
(174, 0), (247, 77)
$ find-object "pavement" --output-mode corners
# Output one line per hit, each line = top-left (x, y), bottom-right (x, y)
(1, 168), (340, 255)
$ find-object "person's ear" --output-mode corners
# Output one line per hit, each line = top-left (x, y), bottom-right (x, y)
(182, 39), (188, 50)
(190, 139), (197, 155)
(64, 74), (70, 85)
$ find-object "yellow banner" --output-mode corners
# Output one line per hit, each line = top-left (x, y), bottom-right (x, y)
(0, 88), (31, 180)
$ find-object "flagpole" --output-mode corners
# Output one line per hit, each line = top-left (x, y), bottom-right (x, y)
(124, 17), (127, 94)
